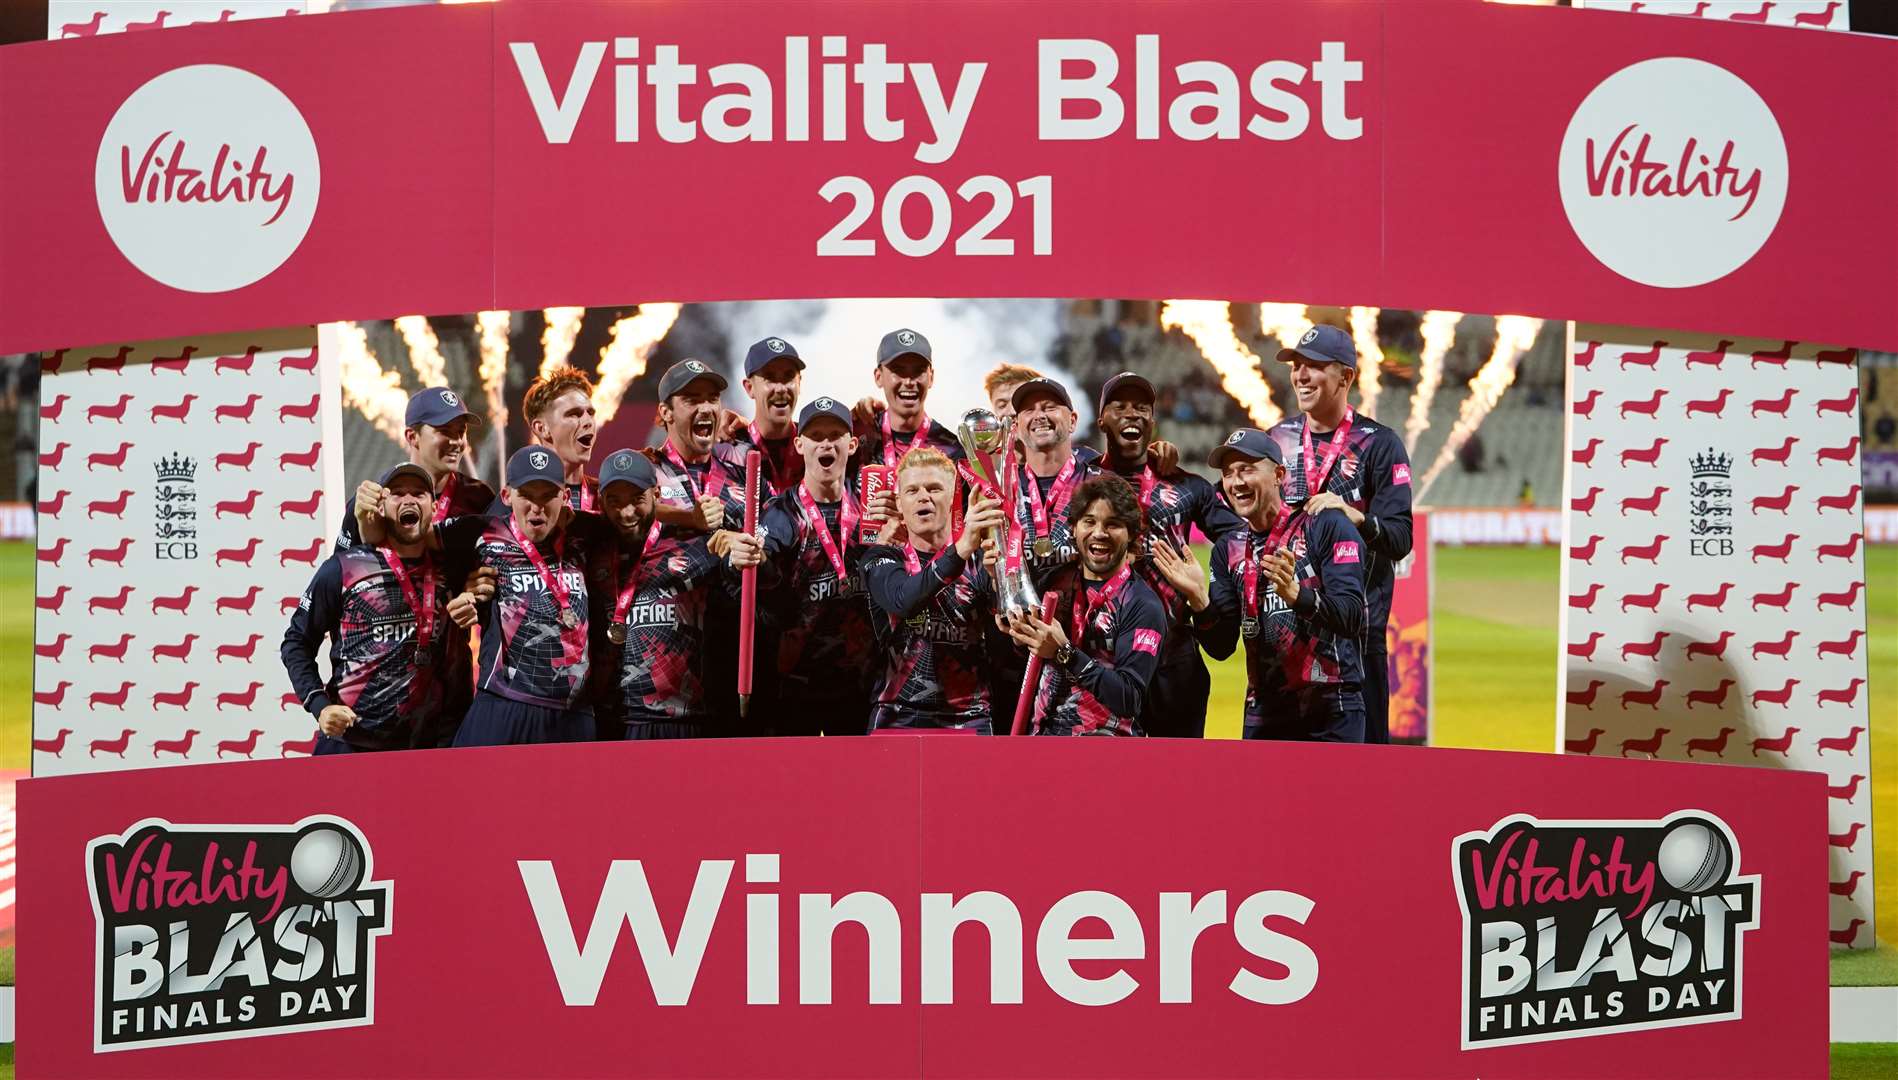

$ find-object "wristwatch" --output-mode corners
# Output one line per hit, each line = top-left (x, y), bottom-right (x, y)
(1053, 642), (1075, 667)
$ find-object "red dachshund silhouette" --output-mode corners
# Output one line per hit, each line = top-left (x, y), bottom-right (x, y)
(40, 442), (70, 469)
(1831, 871), (1864, 900)
(281, 539), (325, 567)
(40, 349), (69, 373)
(215, 345), (261, 375)
(1573, 341), (1600, 370)
(1828, 775), (1864, 804)
(151, 586), (198, 614)
(1816, 726), (1866, 756)
(215, 394), (263, 423)
(1749, 339), (1794, 367)
(1684, 725), (1735, 754)
(87, 586), (134, 615)
(279, 394), (322, 422)
(280, 692), (301, 711)
(1570, 535), (1603, 564)
(1815, 344), (1856, 365)
(151, 634), (198, 661)
(1685, 583), (1732, 612)
(1815, 533), (1861, 563)
(1815, 387), (1858, 419)
(86, 346), (133, 375)
(1828, 824), (1863, 853)
(40, 394), (69, 421)
(33, 729), (73, 757)
(149, 344), (197, 374)
(1815, 484), (1861, 514)
(149, 394), (197, 422)
(1567, 681), (1605, 711)
(1619, 439), (1668, 467)
(1620, 685), (1668, 713)
(217, 682), (264, 711)
(1750, 485), (1797, 515)
(217, 730), (266, 760)
(152, 683), (198, 710)
(87, 490), (135, 519)
(1619, 536), (1668, 565)
(1620, 632), (1669, 661)
(1683, 389), (1730, 419)
(1617, 584), (1662, 611)
(1816, 581), (1863, 610)
(280, 490), (324, 518)
(89, 727), (135, 756)
(1816, 682), (1865, 709)
(89, 634), (134, 663)
(125, 10), (173, 32)
(1793, 1), (1842, 27)
(34, 681), (73, 709)
(37, 585), (70, 614)
(216, 634), (264, 663)
(1617, 341), (1664, 370)
(37, 537), (68, 566)
(152, 729), (198, 759)
(1564, 727), (1604, 754)
(1571, 486), (1604, 514)
(86, 394), (133, 423)
(1619, 390), (1666, 420)
(87, 442), (134, 471)
(1619, 487), (1667, 516)
(280, 595), (302, 615)
(1750, 583), (1797, 612)
(1572, 438), (1603, 467)
(88, 683), (134, 712)
(1749, 726), (1799, 757)
(1749, 388), (1796, 419)
(1750, 631), (1797, 660)
(216, 588), (262, 616)
(1749, 681), (1799, 709)
(1751, 437), (1797, 466)
(1816, 630), (1865, 660)
(280, 442), (323, 471)
(1568, 583), (1603, 613)
(1815, 436), (1861, 466)
(87, 538), (134, 568)
(34, 633), (72, 660)
(215, 441), (264, 471)
(277, 349), (318, 379)
(1749, 534), (1797, 563)
(1684, 340), (1732, 368)
(214, 490), (263, 519)
(215, 537), (261, 567)
(38, 489), (68, 518)
(1573, 389), (1603, 420)
(60, 12), (106, 37)
(1618, 725), (1668, 753)
(1568, 631), (1604, 661)
(281, 736), (319, 757)
(1831, 921), (1865, 947)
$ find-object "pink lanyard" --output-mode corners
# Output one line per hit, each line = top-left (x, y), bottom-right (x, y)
(798, 486), (859, 580)
(881, 411), (931, 468)
(507, 517), (576, 637)
(570, 478), (594, 513)
(1071, 564), (1132, 644)
(432, 472), (456, 525)
(379, 548), (439, 654)
(1302, 408), (1355, 497)
(663, 440), (727, 502)
(1021, 456), (1079, 543)
(1243, 511), (1300, 622)
(608, 529), (653, 627)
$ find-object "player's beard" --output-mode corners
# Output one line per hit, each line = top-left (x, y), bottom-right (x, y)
(388, 504), (429, 549)
(1078, 528), (1126, 578)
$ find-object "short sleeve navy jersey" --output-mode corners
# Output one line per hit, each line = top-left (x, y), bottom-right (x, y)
(861, 544), (994, 729)
(589, 528), (727, 723)
(1267, 413), (1412, 630)
(1108, 460), (1244, 666)
(1029, 564), (1166, 737)
(279, 546), (455, 749)
(756, 489), (876, 701)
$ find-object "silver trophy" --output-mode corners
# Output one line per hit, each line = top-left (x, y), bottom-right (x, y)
(958, 408), (1040, 618)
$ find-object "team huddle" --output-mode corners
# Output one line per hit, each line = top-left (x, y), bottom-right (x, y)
(280, 323), (1412, 752)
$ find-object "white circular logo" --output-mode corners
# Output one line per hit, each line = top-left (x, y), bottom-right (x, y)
(1299, 327), (1319, 346)
(612, 451), (634, 471)
(897, 330), (916, 346)
(1227, 431), (1245, 445)
(1558, 58), (1786, 289)
(686, 360), (705, 373)
(814, 397), (835, 410)
(440, 390), (459, 407)
(529, 450), (550, 470)
(767, 338), (787, 353)
(96, 65), (320, 293)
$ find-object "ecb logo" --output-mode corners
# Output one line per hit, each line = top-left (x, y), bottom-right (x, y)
(1688, 449), (1734, 558)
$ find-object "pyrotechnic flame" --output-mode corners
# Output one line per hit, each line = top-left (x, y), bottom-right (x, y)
(539, 307), (587, 378)
(476, 308), (512, 418)
(1257, 303), (1313, 354)
(1159, 300), (1281, 428)
(1349, 306), (1383, 420)
(1404, 310), (1463, 455)
(1417, 316), (1544, 496)
(593, 303), (684, 423)
(335, 322), (409, 445)
(393, 315), (447, 388)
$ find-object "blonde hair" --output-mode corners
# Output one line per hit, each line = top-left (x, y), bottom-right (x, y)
(983, 363), (1042, 399)
(896, 446), (956, 482)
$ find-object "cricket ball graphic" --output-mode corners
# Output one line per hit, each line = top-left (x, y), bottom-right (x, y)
(291, 823), (364, 899)
(1656, 819), (1732, 895)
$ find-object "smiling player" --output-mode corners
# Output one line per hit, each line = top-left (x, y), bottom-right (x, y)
(334, 387), (493, 551)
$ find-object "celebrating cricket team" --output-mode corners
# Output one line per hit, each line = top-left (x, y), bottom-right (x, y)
(281, 322), (1412, 753)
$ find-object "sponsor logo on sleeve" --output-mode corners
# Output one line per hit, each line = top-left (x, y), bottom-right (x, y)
(1130, 628), (1161, 655)
(1332, 541), (1360, 564)
(1391, 463), (1411, 486)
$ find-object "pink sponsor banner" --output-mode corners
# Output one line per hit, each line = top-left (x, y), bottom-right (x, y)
(1388, 509), (1430, 743)
(2, 1), (1898, 353)
(19, 738), (1827, 1078)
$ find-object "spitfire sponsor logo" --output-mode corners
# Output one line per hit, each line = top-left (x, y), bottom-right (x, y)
(1689, 449), (1734, 558)
(1453, 811), (1758, 1049)
(88, 816), (390, 1052)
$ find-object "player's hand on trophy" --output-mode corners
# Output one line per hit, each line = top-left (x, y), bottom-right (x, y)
(693, 493), (725, 532)
(1006, 608), (1070, 660)
(1148, 439), (1180, 474)
(446, 592), (481, 628)
(1150, 538), (1210, 611)
(317, 704), (358, 737)
(1267, 548), (1300, 605)
(464, 565), (498, 602)
(956, 492), (1006, 558)
(723, 531), (764, 569)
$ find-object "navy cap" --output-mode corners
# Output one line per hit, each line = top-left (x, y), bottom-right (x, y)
(876, 328), (932, 366)
(1011, 377), (1072, 413)
(657, 359), (729, 402)
(378, 462), (434, 490)
(1208, 428), (1286, 470)
(744, 336), (804, 377)
(1275, 323), (1358, 370)
(506, 446), (567, 491)
(1099, 371), (1155, 412)
(798, 396), (853, 433)
(597, 448), (657, 494)
(405, 386), (479, 429)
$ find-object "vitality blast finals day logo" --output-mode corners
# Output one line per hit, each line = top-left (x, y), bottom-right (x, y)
(1452, 810), (1759, 1049)
(87, 816), (391, 1052)
(95, 65), (321, 293)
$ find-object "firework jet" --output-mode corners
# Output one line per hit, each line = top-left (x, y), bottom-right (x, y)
(1160, 300), (1282, 428)
(1417, 316), (1545, 496)
(335, 322), (410, 444)
(1404, 310), (1464, 455)
(1349, 306), (1383, 419)
(392, 315), (447, 388)
(593, 303), (684, 423)
(539, 307), (587, 378)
